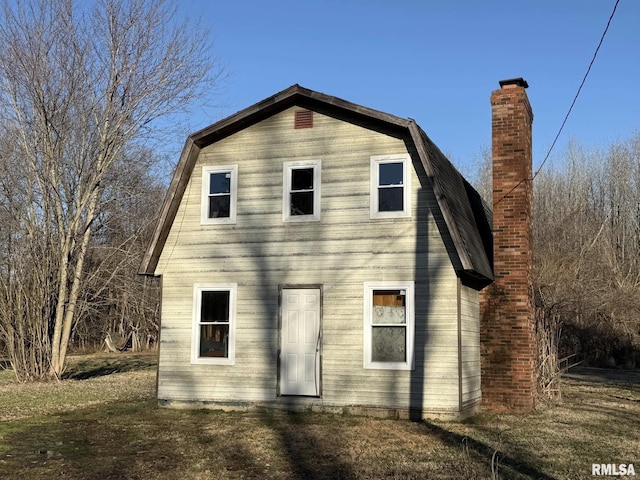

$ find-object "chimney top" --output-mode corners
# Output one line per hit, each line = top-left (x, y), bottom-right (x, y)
(498, 78), (529, 89)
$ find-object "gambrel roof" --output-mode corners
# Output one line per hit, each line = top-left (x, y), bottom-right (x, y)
(139, 84), (493, 286)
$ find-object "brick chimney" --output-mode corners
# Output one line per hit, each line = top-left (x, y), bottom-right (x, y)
(480, 78), (536, 412)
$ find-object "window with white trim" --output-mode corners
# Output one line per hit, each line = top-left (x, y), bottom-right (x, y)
(363, 281), (415, 370)
(191, 283), (237, 365)
(370, 154), (411, 218)
(201, 165), (238, 224)
(283, 160), (321, 222)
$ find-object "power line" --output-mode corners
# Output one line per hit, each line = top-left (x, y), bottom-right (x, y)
(533, 0), (620, 180)
(494, 0), (621, 207)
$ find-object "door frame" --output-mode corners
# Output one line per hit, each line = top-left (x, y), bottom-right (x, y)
(277, 284), (323, 397)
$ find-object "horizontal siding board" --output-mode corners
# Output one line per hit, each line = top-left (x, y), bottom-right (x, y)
(459, 284), (481, 404)
(156, 107), (473, 415)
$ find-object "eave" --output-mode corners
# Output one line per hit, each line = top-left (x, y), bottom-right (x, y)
(139, 84), (493, 286)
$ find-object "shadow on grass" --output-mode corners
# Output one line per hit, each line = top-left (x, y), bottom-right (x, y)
(63, 353), (157, 380)
(2, 404), (361, 480)
(420, 421), (558, 480)
(6, 349), (637, 479)
(0, 401), (267, 480)
(2, 403), (163, 479)
(563, 366), (640, 386)
(259, 410), (355, 480)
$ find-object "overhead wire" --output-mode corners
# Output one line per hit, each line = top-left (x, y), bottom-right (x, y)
(494, 0), (621, 207)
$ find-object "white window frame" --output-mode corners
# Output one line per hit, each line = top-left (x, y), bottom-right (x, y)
(191, 283), (237, 365)
(282, 159), (321, 222)
(370, 154), (411, 219)
(201, 165), (238, 225)
(363, 281), (415, 370)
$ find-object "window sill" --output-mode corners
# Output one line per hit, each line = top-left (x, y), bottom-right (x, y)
(283, 215), (321, 223)
(191, 357), (235, 366)
(370, 211), (411, 220)
(200, 217), (237, 225)
(364, 362), (414, 371)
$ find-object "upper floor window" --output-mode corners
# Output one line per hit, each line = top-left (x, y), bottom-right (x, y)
(283, 160), (321, 222)
(370, 154), (411, 218)
(201, 165), (238, 224)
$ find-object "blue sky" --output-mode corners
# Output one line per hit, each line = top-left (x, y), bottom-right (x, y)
(177, 0), (638, 176)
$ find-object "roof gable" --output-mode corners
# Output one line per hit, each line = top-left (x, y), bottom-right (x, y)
(139, 85), (493, 286)
(191, 84), (410, 147)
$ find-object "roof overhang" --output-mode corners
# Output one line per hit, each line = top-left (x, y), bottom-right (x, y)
(139, 84), (493, 286)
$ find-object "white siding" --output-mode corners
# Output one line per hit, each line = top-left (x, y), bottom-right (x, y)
(460, 283), (482, 407)
(156, 107), (468, 416)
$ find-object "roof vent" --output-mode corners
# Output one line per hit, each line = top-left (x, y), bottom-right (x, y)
(294, 110), (313, 129)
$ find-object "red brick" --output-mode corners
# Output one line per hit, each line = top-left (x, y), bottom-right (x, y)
(480, 79), (536, 413)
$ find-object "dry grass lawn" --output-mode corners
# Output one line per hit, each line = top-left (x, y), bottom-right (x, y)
(0, 353), (638, 479)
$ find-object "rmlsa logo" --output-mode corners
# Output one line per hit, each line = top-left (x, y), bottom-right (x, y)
(592, 464), (636, 476)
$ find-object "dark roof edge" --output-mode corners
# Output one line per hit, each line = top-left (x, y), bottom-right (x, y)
(408, 122), (472, 269)
(191, 84), (411, 147)
(139, 85), (412, 275)
(408, 121), (493, 284)
(139, 138), (200, 275)
(140, 85), (493, 283)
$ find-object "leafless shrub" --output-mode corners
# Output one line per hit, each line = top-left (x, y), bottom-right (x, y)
(0, 0), (222, 380)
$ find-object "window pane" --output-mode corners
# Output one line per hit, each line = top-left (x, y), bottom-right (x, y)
(210, 172), (231, 195)
(379, 162), (403, 186)
(199, 324), (229, 357)
(291, 168), (314, 191)
(378, 187), (403, 211)
(209, 195), (230, 218)
(373, 290), (406, 306)
(372, 326), (406, 362)
(373, 290), (405, 324)
(201, 291), (230, 322)
(372, 306), (406, 324)
(290, 191), (314, 215)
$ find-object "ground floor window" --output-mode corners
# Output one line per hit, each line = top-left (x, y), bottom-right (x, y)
(191, 283), (237, 365)
(363, 281), (415, 370)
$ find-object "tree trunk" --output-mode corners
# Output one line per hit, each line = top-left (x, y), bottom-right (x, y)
(0, 0), (220, 381)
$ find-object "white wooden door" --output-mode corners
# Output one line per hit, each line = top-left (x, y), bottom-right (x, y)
(280, 288), (320, 396)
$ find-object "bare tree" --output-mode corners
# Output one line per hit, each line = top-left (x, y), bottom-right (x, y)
(471, 135), (640, 396)
(74, 147), (165, 352)
(0, 0), (222, 379)
(534, 136), (640, 371)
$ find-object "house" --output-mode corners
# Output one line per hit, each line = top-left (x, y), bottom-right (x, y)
(140, 79), (535, 419)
